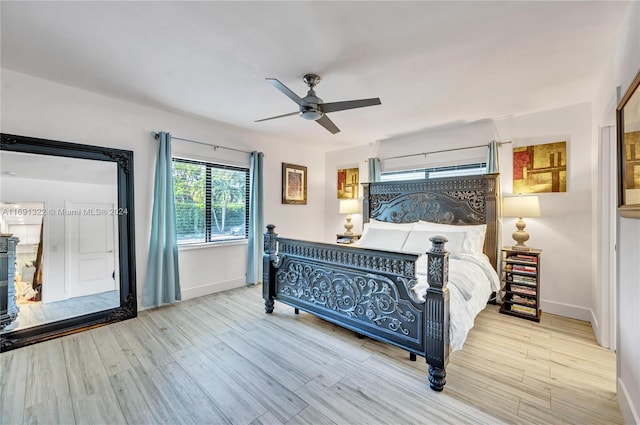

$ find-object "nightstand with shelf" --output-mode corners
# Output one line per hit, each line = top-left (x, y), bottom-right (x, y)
(499, 247), (541, 322)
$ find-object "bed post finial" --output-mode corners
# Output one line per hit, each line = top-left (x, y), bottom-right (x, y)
(263, 225), (278, 313)
(425, 235), (450, 391)
(264, 224), (278, 255)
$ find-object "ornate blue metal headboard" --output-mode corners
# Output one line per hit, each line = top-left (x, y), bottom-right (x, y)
(362, 173), (500, 270)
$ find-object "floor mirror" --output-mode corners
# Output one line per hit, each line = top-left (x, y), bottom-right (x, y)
(0, 133), (136, 352)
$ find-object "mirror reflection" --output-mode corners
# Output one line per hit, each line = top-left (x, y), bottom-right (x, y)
(623, 82), (640, 205)
(1, 151), (120, 333)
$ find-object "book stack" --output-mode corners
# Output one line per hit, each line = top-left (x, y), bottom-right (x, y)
(510, 274), (537, 286)
(512, 253), (538, 263)
(510, 304), (537, 316)
(511, 264), (537, 275)
(512, 294), (536, 306)
(511, 284), (536, 296)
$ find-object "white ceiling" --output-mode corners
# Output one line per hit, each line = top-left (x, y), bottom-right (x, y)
(0, 151), (117, 184)
(0, 1), (630, 150)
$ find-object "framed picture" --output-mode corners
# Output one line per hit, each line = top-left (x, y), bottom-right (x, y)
(513, 141), (567, 193)
(617, 68), (640, 218)
(282, 163), (307, 205)
(337, 167), (359, 199)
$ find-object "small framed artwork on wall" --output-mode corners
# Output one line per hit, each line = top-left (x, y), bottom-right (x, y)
(282, 163), (307, 205)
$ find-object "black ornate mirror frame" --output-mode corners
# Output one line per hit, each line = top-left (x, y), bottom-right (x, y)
(0, 133), (137, 352)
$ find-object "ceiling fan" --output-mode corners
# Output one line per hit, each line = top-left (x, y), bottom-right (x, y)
(255, 73), (381, 134)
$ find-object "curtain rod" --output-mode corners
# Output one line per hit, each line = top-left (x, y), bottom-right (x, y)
(380, 140), (512, 161)
(150, 132), (252, 155)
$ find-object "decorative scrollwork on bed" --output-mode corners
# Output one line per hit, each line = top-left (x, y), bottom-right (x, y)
(278, 240), (416, 276)
(365, 175), (495, 225)
(368, 189), (487, 225)
(276, 258), (422, 341)
(441, 190), (485, 213)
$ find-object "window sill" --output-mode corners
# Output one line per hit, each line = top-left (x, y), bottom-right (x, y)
(178, 239), (248, 251)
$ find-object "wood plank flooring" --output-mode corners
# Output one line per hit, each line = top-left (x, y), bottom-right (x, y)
(0, 284), (623, 425)
(2, 290), (119, 333)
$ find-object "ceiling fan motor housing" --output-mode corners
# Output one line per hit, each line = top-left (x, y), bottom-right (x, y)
(300, 92), (323, 120)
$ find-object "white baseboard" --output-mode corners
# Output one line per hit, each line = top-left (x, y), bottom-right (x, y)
(618, 377), (640, 425)
(137, 278), (248, 311)
(540, 299), (592, 322)
(180, 278), (247, 300)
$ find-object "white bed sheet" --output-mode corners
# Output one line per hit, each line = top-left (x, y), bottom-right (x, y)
(411, 254), (498, 351)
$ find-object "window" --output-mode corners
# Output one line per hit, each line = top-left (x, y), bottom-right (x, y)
(172, 158), (249, 244)
(380, 162), (487, 182)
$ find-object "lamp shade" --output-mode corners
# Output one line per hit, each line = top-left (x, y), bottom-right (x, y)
(339, 199), (360, 214)
(503, 195), (541, 218)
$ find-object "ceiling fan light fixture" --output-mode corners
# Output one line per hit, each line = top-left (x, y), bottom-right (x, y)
(300, 109), (323, 120)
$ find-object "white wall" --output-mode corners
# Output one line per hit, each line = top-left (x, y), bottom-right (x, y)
(1, 176), (117, 303)
(0, 69), (327, 309)
(593, 2), (640, 424)
(495, 103), (594, 321)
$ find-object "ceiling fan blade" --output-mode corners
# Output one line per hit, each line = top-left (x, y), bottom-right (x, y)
(321, 98), (381, 113)
(266, 78), (306, 106)
(254, 111), (299, 122)
(316, 114), (340, 134)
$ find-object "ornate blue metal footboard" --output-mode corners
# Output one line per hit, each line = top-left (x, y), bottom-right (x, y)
(263, 225), (451, 391)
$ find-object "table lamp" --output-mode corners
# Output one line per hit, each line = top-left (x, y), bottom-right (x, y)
(503, 195), (541, 251)
(339, 199), (360, 236)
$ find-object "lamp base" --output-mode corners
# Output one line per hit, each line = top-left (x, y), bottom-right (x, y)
(511, 219), (531, 251)
(343, 215), (354, 236)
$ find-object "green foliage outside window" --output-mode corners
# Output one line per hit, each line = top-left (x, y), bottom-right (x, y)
(173, 159), (248, 244)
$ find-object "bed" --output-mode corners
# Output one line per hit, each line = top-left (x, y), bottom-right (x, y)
(262, 173), (499, 391)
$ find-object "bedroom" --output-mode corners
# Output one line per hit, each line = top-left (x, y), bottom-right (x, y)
(0, 1), (638, 424)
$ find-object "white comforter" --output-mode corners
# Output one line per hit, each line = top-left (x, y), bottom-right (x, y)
(411, 253), (500, 351)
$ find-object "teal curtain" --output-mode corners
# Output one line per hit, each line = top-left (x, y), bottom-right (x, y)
(368, 157), (381, 182)
(246, 151), (264, 284)
(487, 140), (499, 173)
(143, 132), (181, 307)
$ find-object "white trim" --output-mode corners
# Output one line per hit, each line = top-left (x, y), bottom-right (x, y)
(180, 278), (247, 300)
(618, 377), (640, 425)
(540, 299), (592, 322)
(595, 125), (617, 349)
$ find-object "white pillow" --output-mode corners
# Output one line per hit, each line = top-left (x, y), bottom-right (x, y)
(357, 228), (410, 251)
(415, 221), (487, 255)
(401, 230), (466, 256)
(361, 219), (415, 242)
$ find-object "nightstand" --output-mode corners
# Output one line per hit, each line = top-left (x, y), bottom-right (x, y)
(499, 247), (542, 322)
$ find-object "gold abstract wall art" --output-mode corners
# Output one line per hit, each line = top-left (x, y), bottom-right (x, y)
(337, 167), (359, 199)
(513, 141), (567, 193)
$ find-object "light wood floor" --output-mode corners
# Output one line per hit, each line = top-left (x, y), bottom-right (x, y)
(2, 290), (120, 333)
(0, 284), (622, 425)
